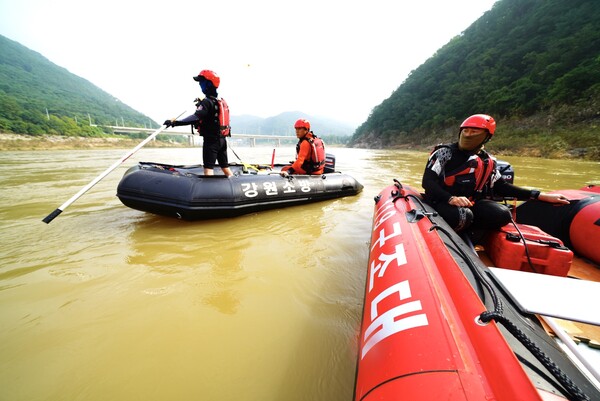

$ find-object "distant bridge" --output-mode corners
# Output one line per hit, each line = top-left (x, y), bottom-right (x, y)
(99, 125), (297, 147)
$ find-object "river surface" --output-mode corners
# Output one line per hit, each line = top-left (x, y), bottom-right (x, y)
(1, 146), (599, 401)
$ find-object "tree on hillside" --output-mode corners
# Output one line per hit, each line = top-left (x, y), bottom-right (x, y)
(350, 0), (600, 151)
(0, 35), (157, 136)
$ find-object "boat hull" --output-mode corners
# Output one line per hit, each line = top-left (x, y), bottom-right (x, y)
(354, 181), (600, 401)
(116, 162), (363, 220)
(516, 186), (600, 264)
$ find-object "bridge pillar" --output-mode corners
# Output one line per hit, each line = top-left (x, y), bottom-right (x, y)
(251, 138), (256, 147)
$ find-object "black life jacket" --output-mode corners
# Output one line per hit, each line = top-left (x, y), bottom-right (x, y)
(433, 144), (497, 201)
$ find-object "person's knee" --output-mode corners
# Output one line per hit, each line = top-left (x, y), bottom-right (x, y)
(435, 203), (473, 232)
(455, 207), (474, 232)
(494, 206), (512, 227)
(473, 202), (511, 229)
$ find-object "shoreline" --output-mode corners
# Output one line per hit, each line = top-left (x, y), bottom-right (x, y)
(1, 133), (598, 161)
(0, 133), (185, 151)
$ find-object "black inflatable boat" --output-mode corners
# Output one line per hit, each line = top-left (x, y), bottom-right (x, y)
(116, 158), (363, 220)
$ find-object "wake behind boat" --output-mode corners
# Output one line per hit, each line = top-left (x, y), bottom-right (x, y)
(354, 180), (600, 401)
(116, 157), (363, 220)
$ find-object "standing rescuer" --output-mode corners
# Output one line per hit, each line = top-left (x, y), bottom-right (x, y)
(422, 114), (570, 233)
(164, 69), (233, 177)
(280, 119), (326, 177)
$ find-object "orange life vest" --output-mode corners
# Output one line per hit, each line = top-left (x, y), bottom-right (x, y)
(217, 98), (231, 137)
(297, 134), (326, 174)
(195, 97), (231, 137)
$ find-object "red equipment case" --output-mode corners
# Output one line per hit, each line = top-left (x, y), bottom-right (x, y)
(486, 223), (573, 276)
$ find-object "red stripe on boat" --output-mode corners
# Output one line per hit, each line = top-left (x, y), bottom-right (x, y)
(354, 184), (545, 401)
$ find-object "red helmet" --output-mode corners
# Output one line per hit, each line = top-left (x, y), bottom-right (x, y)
(460, 114), (496, 136)
(193, 70), (220, 88)
(294, 119), (310, 130)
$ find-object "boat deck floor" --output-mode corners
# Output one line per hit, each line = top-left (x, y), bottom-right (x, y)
(478, 250), (600, 348)
(558, 256), (600, 348)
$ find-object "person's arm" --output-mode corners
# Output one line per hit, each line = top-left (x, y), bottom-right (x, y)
(422, 147), (458, 204)
(493, 180), (533, 200)
(423, 170), (475, 206)
(494, 180), (570, 204)
(164, 113), (198, 127)
(164, 98), (211, 127)
(422, 168), (453, 204)
(537, 192), (570, 204)
(288, 141), (310, 174)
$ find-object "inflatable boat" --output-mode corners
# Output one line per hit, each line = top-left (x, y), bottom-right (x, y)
(116, 158), (363, 220)
(354, 180), (600, 401)
(517, 185), (600, 265)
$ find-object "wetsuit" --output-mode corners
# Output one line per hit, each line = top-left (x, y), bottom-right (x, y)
(175, 96), (229, 169)
(422, 143), (533, 232)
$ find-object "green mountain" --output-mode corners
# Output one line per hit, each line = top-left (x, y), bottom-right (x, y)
(349, 0), (600, 159)
(232, 111), (355, 144)
(0, 33), (354, 143)
(0, 34), (158, 136)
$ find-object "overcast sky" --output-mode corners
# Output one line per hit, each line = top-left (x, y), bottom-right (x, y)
(0, 0), (497, 126)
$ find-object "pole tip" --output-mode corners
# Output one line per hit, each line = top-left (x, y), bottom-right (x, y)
(42, 209), (62, 224)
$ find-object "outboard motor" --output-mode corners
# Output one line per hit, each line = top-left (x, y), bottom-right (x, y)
(489, 160), (515, 201)
(497, 160), (514, 184)
(324, 153), (336, 173)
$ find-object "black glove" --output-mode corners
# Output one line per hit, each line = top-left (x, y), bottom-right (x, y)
(163, 119), (175, 128)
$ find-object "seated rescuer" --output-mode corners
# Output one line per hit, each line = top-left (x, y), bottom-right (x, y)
(164, 69), (233, 177)
(280, 119), (326, 177)
(422, 114), (570, 233)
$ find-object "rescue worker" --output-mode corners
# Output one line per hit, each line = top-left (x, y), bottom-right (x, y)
(164, 69), (233, 177)
(422, 114), (569, 233)
(280, 119), (326, 177)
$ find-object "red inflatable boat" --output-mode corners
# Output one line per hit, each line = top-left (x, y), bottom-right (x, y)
(516, 185), (600, 265)
(354, 181), (599, 401)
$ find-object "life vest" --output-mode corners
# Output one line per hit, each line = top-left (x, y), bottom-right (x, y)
(217, 98), (231, 137)
(297, 133), (326, 174)
(434, 144), (497, 201)
(195, 96), (231, 137)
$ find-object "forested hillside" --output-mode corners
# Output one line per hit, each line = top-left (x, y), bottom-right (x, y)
(0, 35), (157, 136)
(0, 33), (352, 144)
(349, 0), (600, 159)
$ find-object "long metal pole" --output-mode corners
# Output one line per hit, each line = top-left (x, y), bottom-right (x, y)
(42, 112), (185, 223)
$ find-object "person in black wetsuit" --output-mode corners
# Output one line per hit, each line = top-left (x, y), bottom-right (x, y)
(422, 114), (570, 233)
(164, 69), (233, 177)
